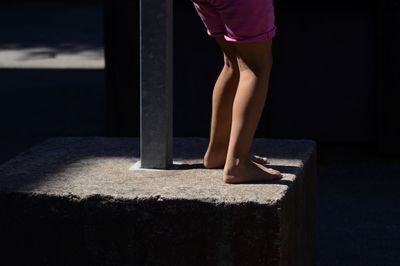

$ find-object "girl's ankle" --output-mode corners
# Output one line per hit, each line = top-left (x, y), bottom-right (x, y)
(224, 155), (250, 171)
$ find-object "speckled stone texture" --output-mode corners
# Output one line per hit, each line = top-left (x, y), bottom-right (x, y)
(0, 137), (316, 266)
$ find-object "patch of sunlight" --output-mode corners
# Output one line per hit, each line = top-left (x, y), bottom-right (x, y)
(0, 46), (104, 69)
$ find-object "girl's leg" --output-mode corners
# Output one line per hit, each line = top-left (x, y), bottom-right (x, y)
(223, 39), (282, 184)
(204, 36), (270, 169)
(203, 37), (239, 169)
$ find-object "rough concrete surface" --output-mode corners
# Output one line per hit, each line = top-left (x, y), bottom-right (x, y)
(0, 137), (316, 266)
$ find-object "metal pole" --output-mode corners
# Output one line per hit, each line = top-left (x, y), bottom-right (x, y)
(140, 0), (173, 169)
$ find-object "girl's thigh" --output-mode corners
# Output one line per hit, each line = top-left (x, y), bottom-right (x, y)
(233, 40), (273, 73)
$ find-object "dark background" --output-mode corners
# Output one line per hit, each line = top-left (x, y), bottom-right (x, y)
(107, 0), (380, 142)
(1, 0), (400, 265)
(1, 0), (397, 161)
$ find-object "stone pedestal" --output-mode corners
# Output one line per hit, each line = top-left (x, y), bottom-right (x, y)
(0, 137), (316, 266)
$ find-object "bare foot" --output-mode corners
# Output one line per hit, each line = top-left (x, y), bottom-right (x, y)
(223, 157), (282, 184)
(203, 149), (269, 169)
(203, 148), (227, 169)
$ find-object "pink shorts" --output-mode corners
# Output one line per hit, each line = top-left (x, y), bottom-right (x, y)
(191, 0), (277, 43)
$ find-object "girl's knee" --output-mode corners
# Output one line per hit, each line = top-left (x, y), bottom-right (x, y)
(215, 36), (239, 70)
(223, 54), (240, 71)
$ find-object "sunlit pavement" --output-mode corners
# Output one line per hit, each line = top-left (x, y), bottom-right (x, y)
(0, 5), (106, 163)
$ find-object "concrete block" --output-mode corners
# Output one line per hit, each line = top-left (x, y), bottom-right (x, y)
(0, 137), (316, 266)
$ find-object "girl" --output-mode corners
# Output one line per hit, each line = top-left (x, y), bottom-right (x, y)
(191, 0), (283, 184)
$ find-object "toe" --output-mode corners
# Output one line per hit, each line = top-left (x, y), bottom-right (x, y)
(251, 154), (269, 164)
(267, 168), (283, 179)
